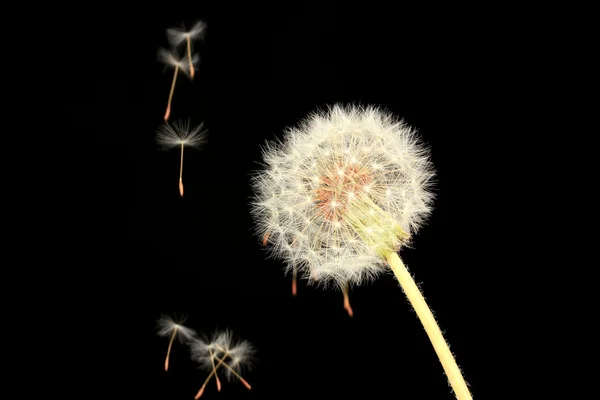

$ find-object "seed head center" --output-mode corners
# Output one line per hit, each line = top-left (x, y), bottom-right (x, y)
(314, 163), (373, 221)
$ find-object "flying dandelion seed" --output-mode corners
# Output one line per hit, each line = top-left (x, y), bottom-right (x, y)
(189, 337), (222, 393)
(167, 20), (206, 79)
(158, 48), (199, 121)
(156, 120), (207, 197)
(157, 314), (197, 371)
(251, 103), (471, 399)
(190, 330), (255, 398)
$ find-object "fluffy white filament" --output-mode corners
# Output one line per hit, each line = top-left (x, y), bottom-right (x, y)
(251, 104), (435, 287)
(156, 120), (207, 150)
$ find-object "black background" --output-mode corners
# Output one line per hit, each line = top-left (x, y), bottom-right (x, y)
(94, 2), (504, 398)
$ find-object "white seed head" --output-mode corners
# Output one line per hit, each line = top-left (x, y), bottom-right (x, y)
(251, 104), (435, 287)
(156, 119), (207, 150)
(156, 314), (197, 343)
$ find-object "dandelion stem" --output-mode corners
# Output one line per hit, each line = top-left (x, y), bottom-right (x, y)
(194, 353), (229, 399)
(164, 64), (179, 122)
(208, 348), (222, 391)
(342, 283), (353, 317)
(386, 252), (471, 400)
(187, 36), (194, 79)
(179, 143), (185, 197)
(165, 326), (178, 371)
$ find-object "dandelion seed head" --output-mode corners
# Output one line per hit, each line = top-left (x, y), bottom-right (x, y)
(251, 104), (435, 286)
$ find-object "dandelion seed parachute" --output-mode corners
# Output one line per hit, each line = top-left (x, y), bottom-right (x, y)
(250, 104), (472, 399)
(167, 21), (207, 46)
(156, 314), (197, 371)
(157, 48), (199, 120)
(156, 120), (207, 197)
(191, 330), (255, 398)
(166, 20), (206, 79)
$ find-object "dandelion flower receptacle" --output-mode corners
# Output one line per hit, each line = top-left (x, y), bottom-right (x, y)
(251, 104), (471, 399)
(156, 120), (207, 197)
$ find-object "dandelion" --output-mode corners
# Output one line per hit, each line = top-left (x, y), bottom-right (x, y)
(167, 20), (206, 79)
(190, 337), (222, 393)
(191, 330), (255, 398)
(158, 48), (199, 121)
(251, 104), (471, 399)
(157, 314), (197, 371)
(156, 120), (207, 197)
